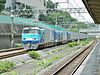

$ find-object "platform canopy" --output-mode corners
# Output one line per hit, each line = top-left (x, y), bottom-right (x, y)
(82, 0), (100, 24)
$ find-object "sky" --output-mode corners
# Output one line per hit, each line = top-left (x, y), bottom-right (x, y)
(51, 0), (94, 23)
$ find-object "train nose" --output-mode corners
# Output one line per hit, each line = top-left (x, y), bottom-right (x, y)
(23, 43), (30, 50)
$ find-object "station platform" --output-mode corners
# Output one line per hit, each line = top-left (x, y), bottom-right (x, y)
(74, 41), (100, 75)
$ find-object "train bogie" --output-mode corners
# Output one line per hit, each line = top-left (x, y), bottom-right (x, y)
(23, 43), (39, 50)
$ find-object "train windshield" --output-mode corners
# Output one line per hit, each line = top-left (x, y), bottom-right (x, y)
(23, 29), (40, 34)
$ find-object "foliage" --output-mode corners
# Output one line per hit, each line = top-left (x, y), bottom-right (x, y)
(36, 55), (61, 67)
(77, 22), (88, 29)
(36, 59), (52, 67)
(38, 14), (47, 21)
(0, 61), (14, 73)
(43, 0), (93, 30)
(0, 71), (17, 75)
(0, 0), (6, 12)
(80, 41), (87, 46)
(38, 0), (77, 27)
(38, 11), (76, 26)
(45, 0), (55, 9)
(68, 42), (78, 47)
(28, 51), (41, 59)
(89, 23), (95, 28)
(80, 39), (92, 46)
(15, 43), (22, 47)
(69, 28), (79, 32)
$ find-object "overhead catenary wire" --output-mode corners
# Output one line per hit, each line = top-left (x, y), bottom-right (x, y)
(65, 0), (78, 18)
(10, 0), (89, 23)
(72, 0), (89, 22)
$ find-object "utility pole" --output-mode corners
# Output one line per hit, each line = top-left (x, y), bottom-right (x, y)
(11, 0), (16, 47)
(54, 3), (58, 46)
(55, 2), (58, 26)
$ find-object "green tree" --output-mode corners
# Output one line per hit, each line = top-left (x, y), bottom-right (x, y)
(38, 14), (47, 21)
(46, 0), (55, 9)
(0, 0), (6, 12)
(38, 10), (77, 26)
(77, 22), (88, 29)
(46, 11), (76, 25)
(38, 0), (77, 28)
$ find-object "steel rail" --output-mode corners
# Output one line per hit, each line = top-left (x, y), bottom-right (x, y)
(0, 47), (23, 53)
(52, 40), (96, 75)
(0, 48), (27, 59)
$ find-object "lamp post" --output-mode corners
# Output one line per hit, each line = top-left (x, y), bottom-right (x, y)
(10, 10), (14, 47)
(55, 2), (58, 26)
(10, 0), (15, 47)
(54, 3), (58, 46)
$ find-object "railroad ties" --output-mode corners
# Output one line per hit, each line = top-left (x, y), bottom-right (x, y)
(0, 47), (27, 59)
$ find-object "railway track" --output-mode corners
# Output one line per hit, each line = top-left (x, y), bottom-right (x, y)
(0, 44), (70, 59)
(37, 40), (97, 75)
(0, 47), (23, 53)
(53, 40), (96, 75)
(0, 44), (69, 59)
(0, 48), (27, 59)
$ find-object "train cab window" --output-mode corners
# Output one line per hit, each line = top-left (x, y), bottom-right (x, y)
(29, 29), (38, 34)
(23, 29), (30, 33)
(23, 28), (42, 34)
(23, 29), (38, 34)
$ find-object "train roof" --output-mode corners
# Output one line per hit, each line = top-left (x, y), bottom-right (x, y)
(23, 27), (40, 30)
(0, 15), (65, 31)
(41, 22), (65, 31)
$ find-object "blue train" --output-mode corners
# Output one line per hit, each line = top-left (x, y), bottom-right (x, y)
(22, 25), (88, 50)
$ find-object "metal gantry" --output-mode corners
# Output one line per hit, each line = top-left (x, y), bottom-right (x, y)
(60, 8), (87, 13)
(8, 8), (88, 18)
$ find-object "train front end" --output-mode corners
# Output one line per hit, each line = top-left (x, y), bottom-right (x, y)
(22, 27), (41, 50)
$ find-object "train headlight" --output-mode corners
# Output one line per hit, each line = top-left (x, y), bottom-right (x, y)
(32, 38), (36, 40)
(34, 38), (36, 40)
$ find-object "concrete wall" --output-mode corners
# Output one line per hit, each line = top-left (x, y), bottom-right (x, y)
(0, 35), (11, 49)
(0, 34), (21, 49)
